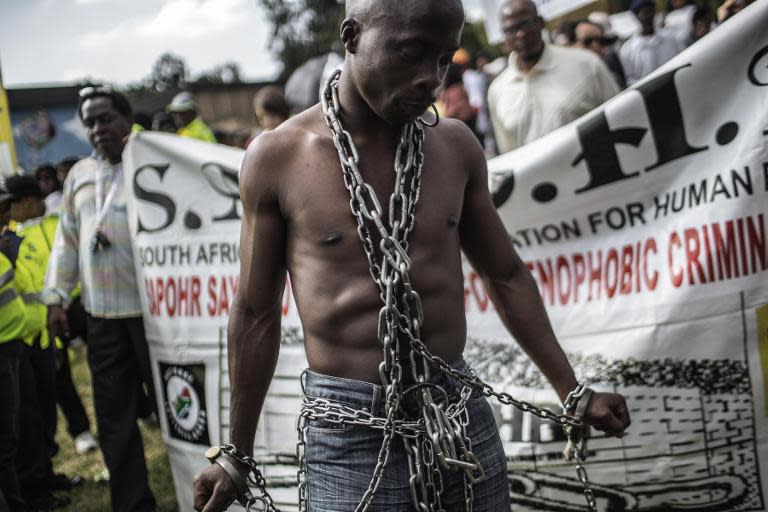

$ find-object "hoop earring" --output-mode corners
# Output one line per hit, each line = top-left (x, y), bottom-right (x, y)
(418, 104), (440, 128)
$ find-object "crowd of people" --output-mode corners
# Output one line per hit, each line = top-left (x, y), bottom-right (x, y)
(435, 0), (744, 155)
(0, 0), (753, 510)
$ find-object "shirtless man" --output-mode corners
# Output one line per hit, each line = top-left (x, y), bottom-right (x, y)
(193, 0), (631, 510)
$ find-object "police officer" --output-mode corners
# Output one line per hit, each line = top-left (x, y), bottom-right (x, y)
(166, 91), (217, 143)
(0, 183), (29, 511)
(5, 175), (69, 509)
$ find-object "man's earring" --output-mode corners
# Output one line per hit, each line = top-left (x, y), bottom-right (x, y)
(418, 104), (440, 128)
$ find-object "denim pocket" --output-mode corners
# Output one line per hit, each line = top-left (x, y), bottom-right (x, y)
(306, 415), (357, 434)
(463, 396), (499, 446)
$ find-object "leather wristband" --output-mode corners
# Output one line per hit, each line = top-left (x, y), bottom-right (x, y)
(572, 387), (594, 420)
(562, 383), (594, 420)
(205, 446), (253, 504)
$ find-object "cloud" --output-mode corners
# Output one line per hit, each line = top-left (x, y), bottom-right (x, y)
(137, 0), (250, 39)
(80, 0), (249, 48)
(60, 67), (92, 81)
(80, 23), (130, 48)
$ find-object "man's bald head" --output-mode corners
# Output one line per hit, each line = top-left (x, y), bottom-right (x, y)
(339, 0), (465, 126)
(501, 0), (539, 19)
(346, 0), (464, 27)
(500, 0), (544, 64)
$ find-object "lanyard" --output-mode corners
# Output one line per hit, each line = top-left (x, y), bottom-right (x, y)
(94, 163), (122, 231)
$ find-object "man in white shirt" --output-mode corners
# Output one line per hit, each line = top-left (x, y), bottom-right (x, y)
(620, 0), (684, 86)
(45, 88), (157, 512)
(487, 0), (619, 154)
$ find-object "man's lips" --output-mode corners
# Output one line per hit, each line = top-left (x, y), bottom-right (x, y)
(401, 99), (434, 115)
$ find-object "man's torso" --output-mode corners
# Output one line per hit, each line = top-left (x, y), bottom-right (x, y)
(264, 106), (476, 382)
(60, 157), (141, 317)
(620, 33), (681, 84)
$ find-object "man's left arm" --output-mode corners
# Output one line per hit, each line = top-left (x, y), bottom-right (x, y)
(456, 125), (630, 435)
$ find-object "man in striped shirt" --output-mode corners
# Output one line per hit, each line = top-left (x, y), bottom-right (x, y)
(44, 88), (157, 512)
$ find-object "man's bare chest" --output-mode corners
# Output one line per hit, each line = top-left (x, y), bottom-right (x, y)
(280, 146), (467, 254)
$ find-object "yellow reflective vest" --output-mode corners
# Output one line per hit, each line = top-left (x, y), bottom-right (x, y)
(0, 252), (27, 343)
(16, 216), (58, 349)
(177, 116), (217, 143)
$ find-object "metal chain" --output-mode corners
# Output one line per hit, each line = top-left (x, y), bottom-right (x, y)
(296, 69), (597, 512)
(219, 445), (281, 512)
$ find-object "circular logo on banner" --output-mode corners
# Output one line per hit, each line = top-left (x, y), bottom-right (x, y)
(161, 364), (210, 445)
(167, 375), (200, 431)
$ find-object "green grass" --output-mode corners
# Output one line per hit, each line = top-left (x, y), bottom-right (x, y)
(52, 343), (179, 511)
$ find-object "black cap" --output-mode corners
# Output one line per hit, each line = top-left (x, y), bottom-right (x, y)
(3, 175), (44, 201)
(630, 0), (655, 13)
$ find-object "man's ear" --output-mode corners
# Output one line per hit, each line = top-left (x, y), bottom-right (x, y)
(340, 18), (360, 53)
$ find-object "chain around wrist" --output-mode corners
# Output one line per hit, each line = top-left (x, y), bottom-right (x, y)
(204, 445), (253, 505)
(562, 383), (594, 420)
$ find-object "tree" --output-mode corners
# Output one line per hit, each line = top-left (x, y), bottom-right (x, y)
(149, 52), (189, 91)
(195, 62), (242, 85)
(460, 20), (503, 63)
(259, 0), (345, 82)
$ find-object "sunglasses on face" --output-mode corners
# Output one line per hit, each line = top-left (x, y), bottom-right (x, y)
(580, 37), (609, 46)
(503, 17), (539, 37)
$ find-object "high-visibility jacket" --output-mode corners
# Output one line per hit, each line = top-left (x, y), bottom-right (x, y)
(177, 116), (217, 143)
(16, 216), (58, 349)
(0, 252), (27, 343)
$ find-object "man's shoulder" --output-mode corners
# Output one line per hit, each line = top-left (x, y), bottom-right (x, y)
(655, 29), (684, 50)
(67, 157), (97, 179)
(488, 62), (517, 99)
(549, 44), (603, 68)
(240, 105), (329, 193)
(621, 34), (644, 52)
(41, 215), (58, 230)
(431, 118), (486, 175)
(62, 157), (96, 195)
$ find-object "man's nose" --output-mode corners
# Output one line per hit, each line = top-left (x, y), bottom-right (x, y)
(414, 62), (442, 95)
(91, 120), (108, 135)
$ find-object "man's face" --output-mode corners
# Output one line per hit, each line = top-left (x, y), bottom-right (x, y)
(171, 110), (196, 129)
(501, 1), (544, 61)
(349, 3), (463, 125)
(635, 5), (656, 28)
(81, 97), (131, 163)
(57, 164), (73, 185)
(37, 172), (57, 196)
(9, 197), (36, 223)
(574, 23), (605, 57)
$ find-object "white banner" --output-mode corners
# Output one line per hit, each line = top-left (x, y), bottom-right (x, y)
(123, 3), (768, 510)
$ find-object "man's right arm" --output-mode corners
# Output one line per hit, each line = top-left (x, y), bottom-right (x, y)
(228, 135), (288, 456)
(45, 168), (82, 338)
(193, 133), (288, 512)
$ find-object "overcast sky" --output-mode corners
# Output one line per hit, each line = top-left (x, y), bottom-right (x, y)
(0, 0), (487, 88)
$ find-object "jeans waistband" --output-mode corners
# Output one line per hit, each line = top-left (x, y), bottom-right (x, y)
(301, 358), (472, 413)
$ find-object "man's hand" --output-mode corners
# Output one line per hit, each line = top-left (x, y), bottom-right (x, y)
(47, 305), (70, 341)
(582, 392), (631, 437)
(192, 464), (238, 512)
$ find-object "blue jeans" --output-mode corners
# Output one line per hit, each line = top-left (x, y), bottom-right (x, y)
(302, 359), (511, 512)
